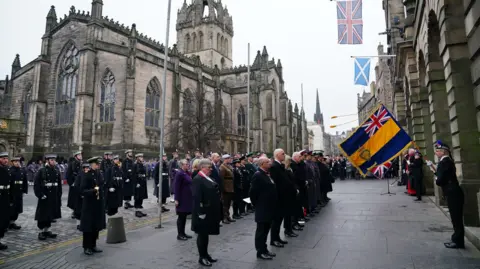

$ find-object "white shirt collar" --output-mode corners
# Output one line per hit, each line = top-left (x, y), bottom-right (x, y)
(199, 171), (214, 183)
(440, 155), (449, 161)
(275, 159), (281, 164)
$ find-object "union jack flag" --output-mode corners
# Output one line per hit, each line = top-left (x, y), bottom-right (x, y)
(371, 161), (392, 178)
(361, 106), (391, 137)
(337, 0), (363, 44)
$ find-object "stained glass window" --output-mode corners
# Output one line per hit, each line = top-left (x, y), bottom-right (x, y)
(100, 70), (116, 122)
(145, 79), (160, 128)
(55, 44), (79, 126)
(237, 106), (246, 136)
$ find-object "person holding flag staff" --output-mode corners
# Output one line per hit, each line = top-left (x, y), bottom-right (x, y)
(426, 141), (465, 249)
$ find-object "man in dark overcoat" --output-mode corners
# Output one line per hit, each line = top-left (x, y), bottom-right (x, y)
(249, 157), (277, 260)
(317, 152), (333, 203)
(168, 150), (179, 200)
(80, 157), (106, 255)
(105, 155), (123, 216)
(154, 152), (170, 213)
(66, 151), (82, 220)
(0, 152), (11, 250)
(34, 154), (61, 241)
(133, 153), (148, 218)
(245, 153), (257, 213)
(100, 152), (113, 174)
(304, 151), (317, 216)
(122, 149), (135, 209)
(8, 157), (28, 230)
(74, 163), (91, 230)
(290, 151), (306, 229)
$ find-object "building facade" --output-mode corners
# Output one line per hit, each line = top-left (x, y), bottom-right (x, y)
(307, 89), (326, 151)
(386, 0), (480, 226)
(357, 85), (377, 124)
(374, 43), (394, 112)
(0, 0), (307, 158)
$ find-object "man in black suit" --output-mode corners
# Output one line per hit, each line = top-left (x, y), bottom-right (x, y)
(250, 157), (277, 260)
(268, 148), (291, 248)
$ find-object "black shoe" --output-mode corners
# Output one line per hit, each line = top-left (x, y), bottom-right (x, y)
(206, 255), (218, 263)
(38, 232), (47, 241)
(444, 242), (465, 249)
(222, 219), (230, 224)
(257, 253), (273, 260)
(414, 198), (422, 201)
(270, 241), (284, 248)
(45, 231), (57, 238)
(228, 218), (236, 222)
(184, 234), (193, 239)
(233, 215), (242, 219)
(278, 239), (288, 244)
(161, 207), (170, 213)
(266, 251), (276, 257)
(92, 247), (103, 253)
(9, 223), (21, 230)
(240, 212), (247, 216)
(51, 219), (57, 223)
(0, 242), (7, 250)
(135, 211), (143, 218)
(124, 203), (133, 209)
(84, 248), (94, 256)
(141, 211), (147, 217)
(199, 257), (212, 266)
(177, 235), (188, 241)
(285, 232), (298, 237)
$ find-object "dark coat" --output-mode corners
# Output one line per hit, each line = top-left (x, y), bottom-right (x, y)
(80, 169), (106, 233)
(249, 169), (277, 223)
(133, 162), (148, 200)
(168, 159), (179, 194)
(408, 156), (423, 191)
(9, 166), (28, 215)
(100, 159), (113, 175)
(122, 158), (135, 197)
(153, 161), (170, 200)
(269, 161), (294, 213)
(0, 165), (11, 236)
(291, 160), (308, 204)
(73, 170), (85, 220)
(435, 156), (460, 195)
(209, 163), (222, 189)
(191, 173), (221, 235)
(105, 164), (123, 210)
(284, 168), (299, 214)
(34, 165), (62, 222)
(318, 162), (333, 193)
(66, 159), (82, 210)
(174, 169), (193, 213)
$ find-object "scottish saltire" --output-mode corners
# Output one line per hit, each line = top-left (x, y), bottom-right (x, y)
(371, 161), (392, 178)
(354, 57), (370, 86)
(338, 104), (412, 176)
(337, 0), (363, 44)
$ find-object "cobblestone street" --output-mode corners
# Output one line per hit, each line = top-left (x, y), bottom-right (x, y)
(0, 181), (173, 263)
(2, 179), (480, 269)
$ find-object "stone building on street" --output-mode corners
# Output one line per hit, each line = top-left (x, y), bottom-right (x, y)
(0, 0), (308, 159)
(384, 0), (480, 227)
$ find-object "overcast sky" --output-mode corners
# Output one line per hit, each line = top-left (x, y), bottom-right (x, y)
(0, 0), (386, 133)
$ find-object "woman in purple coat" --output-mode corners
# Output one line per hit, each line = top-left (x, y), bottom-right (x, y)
(174, 159), (193, 241)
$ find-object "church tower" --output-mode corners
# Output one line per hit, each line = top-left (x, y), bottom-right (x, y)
(176, 0), (233, 69)
(313, 89), (324, 125)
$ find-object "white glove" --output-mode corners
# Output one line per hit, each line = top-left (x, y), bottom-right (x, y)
(296, 189), (299, 195)
(157, 184), (160, 187)
(426, 160), (433, 166)
(198, 214), (206, 220)
(125, 179), (130, 183)
(41, 195), (47, 200)
(109, 188), (115, 192)
(406, 160), (411, 165)
(136, 184), (140, 188)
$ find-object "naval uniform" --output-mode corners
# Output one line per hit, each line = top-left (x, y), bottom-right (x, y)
(0, 164), (11, 245)
(9, 165), (28, 224)
(34, 164), (61, 239)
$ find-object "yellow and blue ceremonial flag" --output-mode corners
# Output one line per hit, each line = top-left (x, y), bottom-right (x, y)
(338, 104), (412, 176)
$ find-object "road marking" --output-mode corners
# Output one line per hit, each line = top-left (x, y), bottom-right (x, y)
(0, 212), (173, 265)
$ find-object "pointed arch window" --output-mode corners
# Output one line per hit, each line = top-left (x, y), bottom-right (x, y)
(192, 33), (197, 51)
(145, 79), (161, 128)
(55, 43), (79, 126)
(266, 92), (273, 118)
(185, 34), (191, 53)
(100, 69), (116, 122)
(237, 106), (246, 136)
(199, 32), (204, 50)
(223, 106), (230, 131)
(23, 86), (32, 129)
(182, 89), (194, 133)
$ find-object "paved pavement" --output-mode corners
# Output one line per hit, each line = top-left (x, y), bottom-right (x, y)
(2, 179), (480, 269)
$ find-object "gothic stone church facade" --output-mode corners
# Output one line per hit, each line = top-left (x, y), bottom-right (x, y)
(1, 0), (308, 158)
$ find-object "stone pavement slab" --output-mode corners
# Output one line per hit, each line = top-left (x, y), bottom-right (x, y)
(3, 179), (480, 269)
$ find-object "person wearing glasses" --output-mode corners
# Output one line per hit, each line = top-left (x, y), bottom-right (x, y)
(191, 159), (221, 267)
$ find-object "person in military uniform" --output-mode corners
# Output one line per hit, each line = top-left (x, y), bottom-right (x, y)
(80, 157), (106, 255)
(232, 158), (244, 219)
(168, 150), (180, 202)
(245, 153), (257, 213)
(8, 157), (28, 230)
(154, 152), (170, 213)
(74, 163), (91, 230)
(304, 151), (317, 217)
(105, 155), (123, 216)
(0, 152), (11, 250)
(122, 149), (135, 209)
(239, 155), (250, 215)
(66, 151), (82, 220)
(100, 152), (113, 175)
(427, 141), (465, 249)
(219, 154), (235, 224)
(34, 154), (61, 241)
(133, 153), (148, 218)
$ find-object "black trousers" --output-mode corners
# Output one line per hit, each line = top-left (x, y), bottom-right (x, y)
(134, 199), (144, 209)
(177, 212), (188, 236)
(37, 221), (51, 230)
(270, 213), (284, 243)
(124, 196), (132, 201)
(447, 186), (465, 246)
(107, 207), (118, 216)
(161, 197), (167, 204)
(10, 212), (19, 222)
(415, 178), (423, 199)
(222, 192), (234, 219)
(197, 233), (209, 258)
(83, 231), (99, 249)
(283, 215), (292, 232)
(232, 191), (244, 215)
(255, 222), (271, 254)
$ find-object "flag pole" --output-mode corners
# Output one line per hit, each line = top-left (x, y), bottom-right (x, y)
(156, 0), (172, 229)
(351, 55), (396, 58)
(247, 43), (250, 153)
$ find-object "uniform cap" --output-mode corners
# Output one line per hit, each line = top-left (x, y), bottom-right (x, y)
(135, 153), (144, 158)
(11, 157), (21, 162)
(222, 154), (231, 159)
(104, 151), (113, 155)
(113, 155), (120, 159)
(82, 163), (91, 168)
(45, 154), (57, 160)
(232, 159), (240, 164)
(0, 152), (8, 158)
(73, 151), (82, 156)
(246, 152), (253, 157)
(434, 140), (450, 151)
(87, 156), (102, 164)
(239, 155), (246, 161)
(125, 149), (133, 154)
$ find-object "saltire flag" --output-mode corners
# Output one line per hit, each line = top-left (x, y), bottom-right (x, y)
(338, 104), (412, 176)
(354, 57), (370, 86)
(371, 161), (392, 178)
(337, 0), (363, 44)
